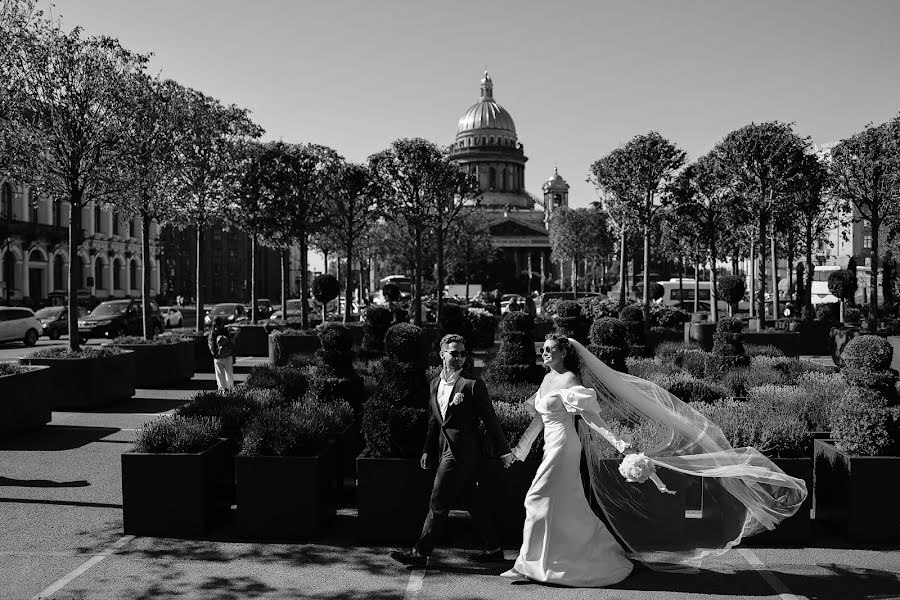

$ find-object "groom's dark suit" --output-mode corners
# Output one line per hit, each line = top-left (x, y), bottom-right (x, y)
(413, 371), (511, 557)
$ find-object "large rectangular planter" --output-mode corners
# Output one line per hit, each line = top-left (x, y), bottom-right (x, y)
(688, 322), (717, 351)
(480, 458), (540, 544)
(742, 332), (802, 357)
(113, 341), (194, 387)
(329, 420), (362, 500)
(813, 439), (900, 542)
(122, 438), (233, 537)
(20, 350), (135, 410)
(356, 449), (434, 544)
(268, 332), (320, 367)
(234, 325), (270, 357)
(236, 443), (336, 540)
(178, 333), (213, 373)
(704, 457), (812, 546)
(0, 365), (52, 439)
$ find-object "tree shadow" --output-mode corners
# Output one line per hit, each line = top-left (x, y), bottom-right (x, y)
(0, 476), (89, 487)
(0, 425), (120, 451)
(89, 397), (190, 414)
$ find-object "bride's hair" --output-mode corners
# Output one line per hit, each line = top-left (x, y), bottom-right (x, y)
(544, 332), (580, 374)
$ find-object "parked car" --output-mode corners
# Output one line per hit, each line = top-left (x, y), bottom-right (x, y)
(77, 299), (164, 340)
(500, 294), (525, 314)
(203, 303), (248, 327)
(34, 305), (88, 339)
(0, 306), (42, 346)
(268, 299), (305, 321)
(159, 306), (183, 328)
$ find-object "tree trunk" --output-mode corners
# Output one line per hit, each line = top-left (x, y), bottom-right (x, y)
(678, 256), (684, 310)
(709, 243), (719, 323)
(805, 223), (814, 310)
(618, 228), (626, 311)
(250, 234), (257, 324)
(749, 238), (756, 318)
(141, 211), (152, 338)
(300, 238), (309, 329)
(871, 219), (880, 330)
(757, 212), (768, 323)
(770, 222), (779, 320)
(786, 230), (795, 305)
(195, 217), (204, 333)
(883, 250), (894, 313)
(693, 257), (700, 314)
(323, 250), (328, 275)
(413, 224), (423, 326)
(572, 258), (578, 299)
(280, 248), (289, 323)
(344, 239), (354, 323)
(436, 224), (445, 322)
(642, 223), (650, 330)
(67, 197), (82, 351)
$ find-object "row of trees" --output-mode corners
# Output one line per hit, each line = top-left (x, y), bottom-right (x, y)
(586, 119), (900, 332)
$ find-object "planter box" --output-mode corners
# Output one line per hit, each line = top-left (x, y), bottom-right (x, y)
(112, 341), (193, 387)
(480, 458), (540, 543)
(742, 332), (802, 357)
(796, 321), (831, 355)
(180, 333), (213, 373)
(20, 351), (135, 410)
(688, 322), (717, 351)
(122, 438), (233, 537)
(235, 325), (270, 357)
(813, 439), (900, 542)
(329, 420), (362, 500)
(703, 457), (812, 546)
(268, 333), (320, 367)
(356, 449), (434, 543)
(828, 327), (859, 367)
(236, 443), (336, 540)
(0, 365), (52, 439)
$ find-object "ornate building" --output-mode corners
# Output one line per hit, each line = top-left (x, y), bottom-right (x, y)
(1, 180), (161, 306)
(449, 72), (569, 293)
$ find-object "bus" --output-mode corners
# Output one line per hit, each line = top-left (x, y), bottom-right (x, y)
(809, 265), (872, 306)
(657, 279), (729, 313)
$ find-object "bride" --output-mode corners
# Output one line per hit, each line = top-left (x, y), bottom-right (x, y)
(502, 333), (807, 587)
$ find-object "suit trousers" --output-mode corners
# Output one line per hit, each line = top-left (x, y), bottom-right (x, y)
(414, 449), (499, 557)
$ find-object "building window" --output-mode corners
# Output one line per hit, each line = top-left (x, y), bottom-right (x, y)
(53, 200), (61, 226)
(112, 216), (119, 236)
(94, 206), (102, 234)
(94, 258), (104, 289)
(1, 182), (12, 219)
(129, 218), (136, 237)
(2, 252), (15, 292)
(53, 255), (64, 290)
(29, 190), (39, 223)
(489, 168), (496, 191)
(113, 258), (122, 290)
(130, 260), (138, 289)
(864, 236), (872, 249)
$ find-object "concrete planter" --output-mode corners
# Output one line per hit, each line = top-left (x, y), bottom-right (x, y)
(20, 351), (135, 410)
(828, 326), (860, 367)
(0, 365), (52, 439)
(480, 458), (540, 543)
(122, 438), (233, 537)
(813, 439), (900, 542)
(236, 443), (336, 540)
(234, 325), (270, 357)
(112, 341), (193, 387)
(688, 322), (717, 351)
(268, 332), (320, 366)
(328, 420), (362, 501)
(355, 449), (434, 543)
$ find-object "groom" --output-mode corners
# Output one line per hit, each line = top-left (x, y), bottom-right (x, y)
(390, 334), (515, 567)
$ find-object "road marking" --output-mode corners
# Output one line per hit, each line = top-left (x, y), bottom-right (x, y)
(30, 535), (133, 600)
(738, 548), (801, 600)
(403, 567), (426, 600)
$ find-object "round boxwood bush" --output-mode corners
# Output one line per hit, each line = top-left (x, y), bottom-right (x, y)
(362, 306), (393, 356)
(650, 305), (691, 329)
(382, 282), (401, 303)
(553, 300), (588, 344)
(717, 275), (746, 309)
(619, 305), (644, 322)
(384, 323), (425, 365)
(842, 335), (893, 372)
(498, 310), (534, 334)
(313, 273), (340, 304)
(831, 388), (895, 456)
(588, 317), (629, 372)
(618, 305), (648, 358)
(816, 303), (838, 323)
(828, 269), (858, 306)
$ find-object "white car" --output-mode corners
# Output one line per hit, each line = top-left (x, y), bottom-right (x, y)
(0, 306), (42, 346)
(159, 306), (183, 328)
(500, 294), (525, 314)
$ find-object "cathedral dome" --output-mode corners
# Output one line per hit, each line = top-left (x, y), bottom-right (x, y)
(456, 72), (517, 135)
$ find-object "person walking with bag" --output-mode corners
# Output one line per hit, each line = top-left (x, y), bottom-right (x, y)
(208, 316), (240, 390)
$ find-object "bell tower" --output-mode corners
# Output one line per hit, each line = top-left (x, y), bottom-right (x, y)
(541, 167), (570, 228)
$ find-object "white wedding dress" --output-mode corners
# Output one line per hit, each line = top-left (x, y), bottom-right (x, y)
(502, 386), (634, 587)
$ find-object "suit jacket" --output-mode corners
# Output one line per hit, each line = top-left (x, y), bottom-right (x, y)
(422, 373), (510, 464)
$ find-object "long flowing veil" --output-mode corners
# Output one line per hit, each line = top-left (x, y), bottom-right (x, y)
(569, 338), (807, 569)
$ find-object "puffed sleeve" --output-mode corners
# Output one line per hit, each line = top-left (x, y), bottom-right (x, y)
(511, 392), (543, 462)
(563, 386), (630, 454)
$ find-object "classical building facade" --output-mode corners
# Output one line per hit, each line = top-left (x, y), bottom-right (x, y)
(0, 180), (161, 306)
(449, 72), (570, 294)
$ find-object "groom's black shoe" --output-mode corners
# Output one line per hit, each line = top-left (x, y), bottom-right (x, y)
(466, 548), (505, 563)
(389, 549), (428, 567)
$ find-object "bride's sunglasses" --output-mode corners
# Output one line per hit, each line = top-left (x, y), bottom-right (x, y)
(541, 345), (559, 354)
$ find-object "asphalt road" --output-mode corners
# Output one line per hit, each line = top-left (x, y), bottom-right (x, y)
(1, 358), (898, 599)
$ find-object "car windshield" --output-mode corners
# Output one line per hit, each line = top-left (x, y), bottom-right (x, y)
(209, 305), (238, 316)
(35, 307), (64, 319)
(91, 302), (129, 316)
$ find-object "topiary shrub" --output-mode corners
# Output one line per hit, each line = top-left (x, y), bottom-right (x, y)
(815, 303), (838, 323)
(382, 282), (401, 303)
(841, 335), (898, 400)
(485, 312), (541, 384)
(383, 323), (426, 365)
(481, 400), (543, 460)
(619, 305), (649, 358)
(828, 269), (858, 311)
(553, 300), (588, 344)
(361, 306), (393, 357)
(650, 282), (665, 301)
(588, 317), (629, 373)
(711, 316), (749, 369)
(467, 307), (498, 349)
(439, 302), (472, 342)
(245, 364), (308, 401)
(717, 275), (746, 314)
(650, 305), (691, 329)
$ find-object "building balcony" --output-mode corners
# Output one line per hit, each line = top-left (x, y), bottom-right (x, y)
(1, 219), (69, 245)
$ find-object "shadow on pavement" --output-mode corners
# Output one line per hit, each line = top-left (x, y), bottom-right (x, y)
(89, 397), (190, 414)
(0, 497), (122, 509)
(0, 476), (89, 487)
(0, 425), (120, 451)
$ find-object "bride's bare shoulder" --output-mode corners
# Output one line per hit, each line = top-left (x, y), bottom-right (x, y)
(557, 371), (580, 388)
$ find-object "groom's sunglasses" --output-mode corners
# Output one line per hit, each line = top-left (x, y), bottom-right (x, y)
(444, 350), (468, 357)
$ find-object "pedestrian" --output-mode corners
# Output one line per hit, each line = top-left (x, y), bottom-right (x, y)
(208, 316), (240, 390)
(524, 294), (536, 317)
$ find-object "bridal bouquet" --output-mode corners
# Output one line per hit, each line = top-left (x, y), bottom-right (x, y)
(618, 452), (676, 495)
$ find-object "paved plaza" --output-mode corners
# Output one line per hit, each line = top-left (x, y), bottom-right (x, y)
(1, 340), (899, 600)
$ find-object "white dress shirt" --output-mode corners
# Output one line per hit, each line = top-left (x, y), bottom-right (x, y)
(437, 368), (461, 419)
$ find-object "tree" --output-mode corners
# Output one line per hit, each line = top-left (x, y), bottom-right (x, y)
(792, 152), (836, 311)
(170, 86), (262, 332)
(368, 138), (464, 325)
(549, 207), (612, 298)
(22, 25), (148, 350)
(444, 212), (493, 299)
(829, 119), (900, 330)
(118, 74), (187, 336)
(714, 122), (809, 321)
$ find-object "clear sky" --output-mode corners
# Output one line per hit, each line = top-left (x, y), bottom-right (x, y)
(45, 0), (900, 209)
